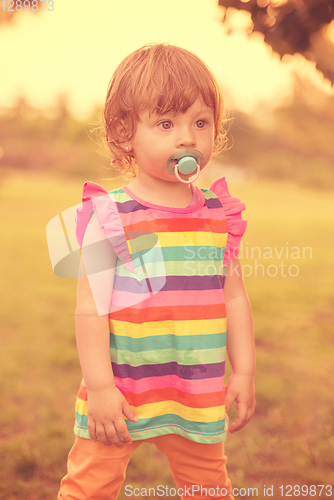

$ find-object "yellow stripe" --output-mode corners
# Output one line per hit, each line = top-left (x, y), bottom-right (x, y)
(76, 398), (87, 415)
(127, 231), (227, 254)
(75, 398), (225, 423)
(153, 231), (227, 248)
(127, 233), (162, 253)
(133, 401), (225, 422)
(109, 318), (226, 338)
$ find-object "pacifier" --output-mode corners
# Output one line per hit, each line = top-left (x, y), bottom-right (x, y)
(167, 149), (205, 184)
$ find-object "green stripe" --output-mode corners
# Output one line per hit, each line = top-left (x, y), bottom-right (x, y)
(163, 259), (224, 277)
(203, 190), (218, 200)
(75, 413), (227, 433)
(109, 190), (132, 202)
(129, 246), (226, 265)
(119, 426), (226, 444)
(110, 332), (226, 352)
(109, 347), (225, 367)
(74, 413), (227, 444)
(162, 246), (226, 262)
(115, 256), (165, 278)
(74, 424), (227, 444)
(115, 257), (226, 278)
(127, 415), (227, 435)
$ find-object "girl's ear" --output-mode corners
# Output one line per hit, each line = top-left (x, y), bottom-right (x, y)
(113, 119), (133, 153)
(113, 119), (130, 142)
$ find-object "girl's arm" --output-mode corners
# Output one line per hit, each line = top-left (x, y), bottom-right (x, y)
(75, 213), (138, 448)
(223, 257), (256, 433)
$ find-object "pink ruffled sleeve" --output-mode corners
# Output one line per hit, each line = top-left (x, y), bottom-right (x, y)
(75, 181), (135, 274)
(210, 176), (247, 267)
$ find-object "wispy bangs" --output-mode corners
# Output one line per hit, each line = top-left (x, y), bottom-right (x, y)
(132, 50), (218, 118)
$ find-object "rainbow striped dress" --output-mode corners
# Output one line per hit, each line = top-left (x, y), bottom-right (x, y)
(74, 176), (247, 444)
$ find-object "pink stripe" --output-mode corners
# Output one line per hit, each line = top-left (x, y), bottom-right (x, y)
(110, 290), (152, 312)
(114, 375), (224, 395)
(126, 289), (225, 308)
(109, 290), (225, 313)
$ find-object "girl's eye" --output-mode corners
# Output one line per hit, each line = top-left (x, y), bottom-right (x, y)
(196, 120), (206, 128)
(159, 121), (172, 130)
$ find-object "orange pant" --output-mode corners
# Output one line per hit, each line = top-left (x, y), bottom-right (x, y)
(58, 435), (234, 500)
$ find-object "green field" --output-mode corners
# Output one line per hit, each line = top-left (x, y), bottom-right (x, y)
(1, 169), (333, 500)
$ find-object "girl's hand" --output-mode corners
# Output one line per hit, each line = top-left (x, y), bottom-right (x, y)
(86, 386), (138, 447)
(224, 373), (256, 433)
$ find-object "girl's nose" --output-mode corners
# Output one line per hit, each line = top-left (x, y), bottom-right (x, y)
(176, 128), (196, 149)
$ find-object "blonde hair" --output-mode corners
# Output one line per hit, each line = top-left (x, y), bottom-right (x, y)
(98, 43), (228, 178)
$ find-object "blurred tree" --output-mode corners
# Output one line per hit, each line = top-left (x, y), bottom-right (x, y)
(0, 95), (109, 177)
(53, 93), (71, 121)
(218, 0), (334, 84)
(226, 72), (334, 188)
(0, 0), (41, 25)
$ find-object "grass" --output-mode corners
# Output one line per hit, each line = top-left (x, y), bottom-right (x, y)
(0, 168), (333, 499)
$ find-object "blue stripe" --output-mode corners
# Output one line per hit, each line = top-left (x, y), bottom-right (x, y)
(127, 414), (226, 435)
(75, 413), (227, 436)
(110, 332), (226, 352)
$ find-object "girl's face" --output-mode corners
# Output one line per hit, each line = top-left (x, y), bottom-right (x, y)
(130, 97), (215, 183)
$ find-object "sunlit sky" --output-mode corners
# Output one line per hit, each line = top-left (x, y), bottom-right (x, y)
(1, 0), (333, 118)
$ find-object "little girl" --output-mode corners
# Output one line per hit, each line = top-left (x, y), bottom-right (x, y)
(58, 43), (256, 500)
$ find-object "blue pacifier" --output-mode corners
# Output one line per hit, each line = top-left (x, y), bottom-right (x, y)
(167, 149), (205, 184)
